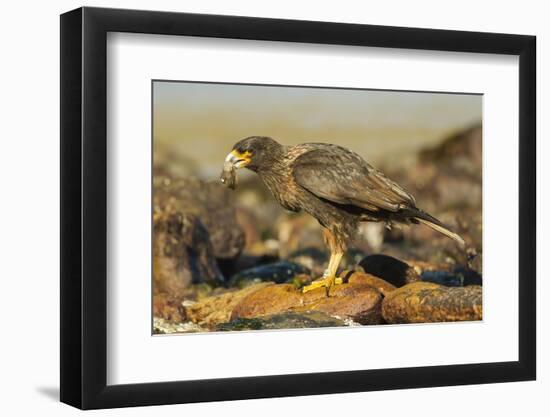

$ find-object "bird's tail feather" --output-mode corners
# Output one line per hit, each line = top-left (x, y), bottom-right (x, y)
(409, 209), (466, 248)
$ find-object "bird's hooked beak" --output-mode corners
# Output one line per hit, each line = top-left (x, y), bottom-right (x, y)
(225, 149), (252, 169)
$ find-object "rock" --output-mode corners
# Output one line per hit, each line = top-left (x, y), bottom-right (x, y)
(382, 282), (482, 323)
(420, 271), (463, 287)
(185, 283), (272, 328)
(340, 270), (396, 296)
(216, 311), (347, 331)
(231, 279), (383, 325)
(229, 261), (311, 288)
(420, 267), (482, 287)
(153, 292), (186, 322)
(153, 317), (205, 334)
(358, 254), (421, 287)
(153, 210), (224, 294)
(231, 284), (302, 319)
(456, 266), (482, 286)
(154, 176), (245, 259)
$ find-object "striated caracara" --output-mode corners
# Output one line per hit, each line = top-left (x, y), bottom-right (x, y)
(221, 136), (465, 296)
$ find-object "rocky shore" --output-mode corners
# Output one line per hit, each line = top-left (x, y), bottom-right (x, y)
(153, 125), (483, 333)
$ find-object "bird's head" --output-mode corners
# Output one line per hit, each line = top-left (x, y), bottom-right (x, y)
(223, 136), (283, 173)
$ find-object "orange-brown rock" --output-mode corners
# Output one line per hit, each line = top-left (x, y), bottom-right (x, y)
(340, 270), (396, 296)
(382, 282), (482, 323)
(231, 280), (383, 325)
(185, 283), (272, 328)
(153, 292), (186, 323)
(230, 284), (303, 319)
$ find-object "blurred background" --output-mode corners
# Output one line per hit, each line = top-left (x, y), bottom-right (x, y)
(153, 81), (481, 178)
(152, 80), (483, 333)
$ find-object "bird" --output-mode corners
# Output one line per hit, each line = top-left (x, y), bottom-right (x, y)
(221, 136), (465, 296)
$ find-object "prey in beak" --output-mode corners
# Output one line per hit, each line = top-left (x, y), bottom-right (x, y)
(220, 150), (252, 189)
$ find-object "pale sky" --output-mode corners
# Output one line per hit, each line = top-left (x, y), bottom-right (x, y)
(153, 81), (481, 178)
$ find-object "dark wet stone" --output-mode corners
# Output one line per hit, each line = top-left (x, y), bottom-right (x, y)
(358, 254), (421, 287)
(454, 266), (482, 286)
(421, 271), (463, 287)
(229, 261), (311, 288)
(419, 267), (482, 287)
(216, 311), (346, 331)
(382, 282), (482, 323)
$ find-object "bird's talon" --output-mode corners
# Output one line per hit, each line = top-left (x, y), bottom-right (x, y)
(302, 275), (344, 295)
(301, 279), (327, 293)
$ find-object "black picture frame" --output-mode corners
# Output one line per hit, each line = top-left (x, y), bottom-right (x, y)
(60, 6), (536, 410)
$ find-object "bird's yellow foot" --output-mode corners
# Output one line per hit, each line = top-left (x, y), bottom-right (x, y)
(302, 274), (343, 296)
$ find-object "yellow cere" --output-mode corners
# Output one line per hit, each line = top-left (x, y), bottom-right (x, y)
(232, 149), (252, 161)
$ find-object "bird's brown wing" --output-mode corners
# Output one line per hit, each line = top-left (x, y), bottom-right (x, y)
(292, 145), (416, 212)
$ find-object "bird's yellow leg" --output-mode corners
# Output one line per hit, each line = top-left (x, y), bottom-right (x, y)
(302, 252), (344, 296)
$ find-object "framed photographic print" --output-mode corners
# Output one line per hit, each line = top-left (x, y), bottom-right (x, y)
(60, 6), (536, 410)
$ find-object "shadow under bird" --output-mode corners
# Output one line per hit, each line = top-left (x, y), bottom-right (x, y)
(221, 136), (465, 296)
